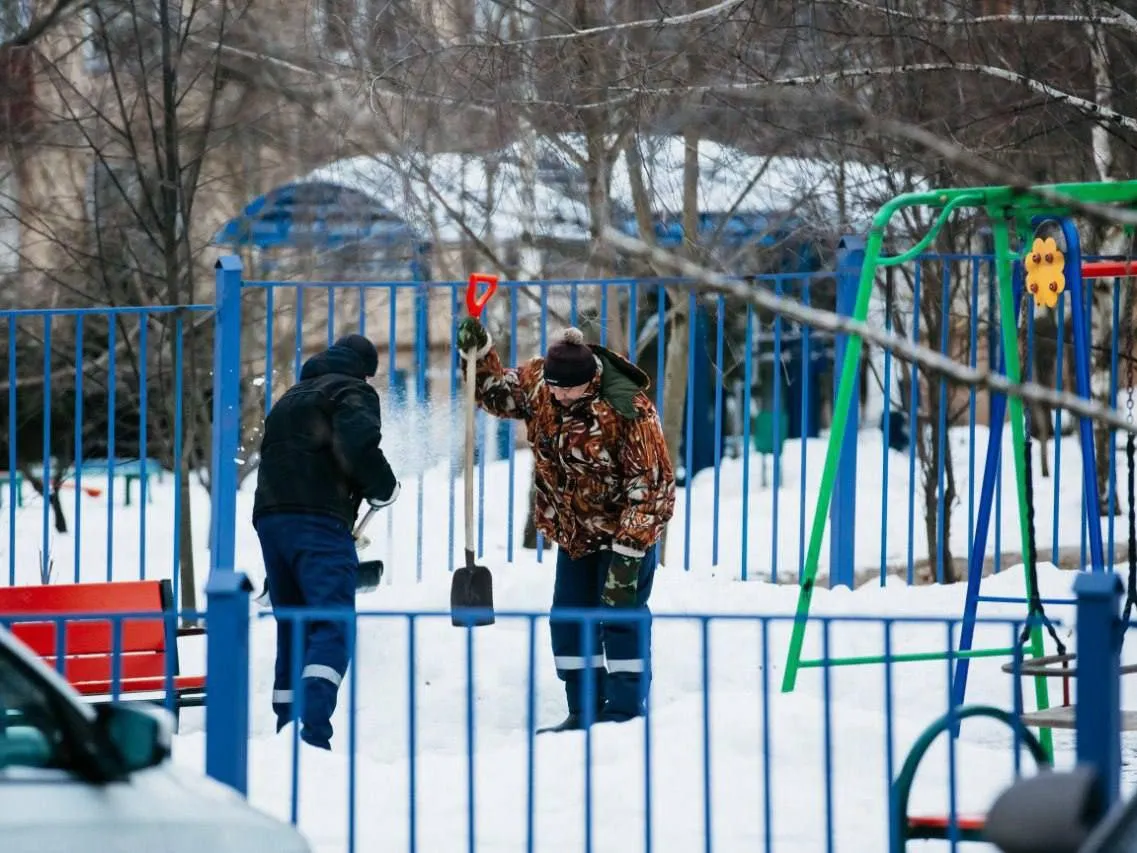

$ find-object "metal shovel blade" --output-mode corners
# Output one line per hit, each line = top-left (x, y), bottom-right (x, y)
(357, 559), (384, 594)
(450, 549), (495, 627)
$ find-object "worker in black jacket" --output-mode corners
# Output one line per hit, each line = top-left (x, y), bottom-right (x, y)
(252, 333), (399, 750)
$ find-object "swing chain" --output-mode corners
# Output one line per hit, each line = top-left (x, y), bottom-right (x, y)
(1018, 288), (1067, 658)
(1119, 231), (1137, 632)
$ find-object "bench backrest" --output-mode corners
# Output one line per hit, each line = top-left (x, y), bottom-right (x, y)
(0, 580), (177, 683)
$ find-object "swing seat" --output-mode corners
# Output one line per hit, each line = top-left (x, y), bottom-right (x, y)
(1019, 705), (1137, 731)
(906, 814), (987, 841)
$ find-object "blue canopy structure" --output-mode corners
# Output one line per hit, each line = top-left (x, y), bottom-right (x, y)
(213, 180), (424, 251)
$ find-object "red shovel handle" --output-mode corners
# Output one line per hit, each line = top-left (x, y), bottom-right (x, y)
(466, 273), (498, 319)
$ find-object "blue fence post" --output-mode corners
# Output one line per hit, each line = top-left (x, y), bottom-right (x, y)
(204, 569), (253, 795)
(210, 256), (243, 569)
(828, 236), (866, 589)
(1074, 569), (1123, 808)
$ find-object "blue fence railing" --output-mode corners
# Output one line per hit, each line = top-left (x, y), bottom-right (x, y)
(4, 571), (1128, 852)
(3, 249), (1136, 592)
(211, 250), (1137, 588)
(1, 304), (211, 598)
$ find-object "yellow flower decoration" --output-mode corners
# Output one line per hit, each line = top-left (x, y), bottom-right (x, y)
(1023, 236), (1065, 309)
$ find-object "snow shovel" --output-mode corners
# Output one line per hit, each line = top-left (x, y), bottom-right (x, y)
(254, 505), (384, 608)
(450, 272), (498, 628)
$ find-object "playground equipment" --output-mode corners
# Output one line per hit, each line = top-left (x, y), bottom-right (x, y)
(890, 704), (1051, 852)
(780, 179), (1137, 755)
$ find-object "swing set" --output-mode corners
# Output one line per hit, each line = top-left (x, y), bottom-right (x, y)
(779, 179), (1137, 756)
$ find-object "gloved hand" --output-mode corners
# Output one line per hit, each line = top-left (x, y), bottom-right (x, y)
(601, 551), (641, 608)
(368, 481), (400, 510)
(457, 317), (489, 356)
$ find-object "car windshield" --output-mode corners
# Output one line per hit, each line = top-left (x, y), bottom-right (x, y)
(0, 643), (85, 772)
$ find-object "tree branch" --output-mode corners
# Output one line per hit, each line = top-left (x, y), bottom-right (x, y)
(599, 226), (1137, 436)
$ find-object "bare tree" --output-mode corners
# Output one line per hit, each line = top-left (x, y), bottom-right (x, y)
(0, 0), (328, 612)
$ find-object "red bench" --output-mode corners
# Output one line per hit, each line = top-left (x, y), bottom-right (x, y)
(0, 579), (206, 723)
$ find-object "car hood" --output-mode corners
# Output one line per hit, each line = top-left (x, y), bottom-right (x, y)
(0, 762), (310, 853)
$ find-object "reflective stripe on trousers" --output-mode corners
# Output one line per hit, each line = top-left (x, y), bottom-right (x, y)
(302, 663), (343, 686)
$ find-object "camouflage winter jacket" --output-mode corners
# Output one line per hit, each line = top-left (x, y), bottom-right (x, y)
(467, 341), (676, 560)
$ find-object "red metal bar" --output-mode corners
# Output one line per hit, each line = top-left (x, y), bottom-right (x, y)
(1082, 261), (1137, 279)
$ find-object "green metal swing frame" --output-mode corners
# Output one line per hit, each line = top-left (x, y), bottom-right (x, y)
(780, 180), (1137, 759)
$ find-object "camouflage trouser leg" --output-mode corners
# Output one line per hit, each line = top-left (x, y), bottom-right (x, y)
(599, 545), (657, 719)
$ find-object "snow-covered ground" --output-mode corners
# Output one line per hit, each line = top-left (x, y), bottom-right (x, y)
(4, 411), (1137, 852)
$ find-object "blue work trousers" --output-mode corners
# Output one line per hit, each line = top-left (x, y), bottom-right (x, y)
(254, 513), (357, 749)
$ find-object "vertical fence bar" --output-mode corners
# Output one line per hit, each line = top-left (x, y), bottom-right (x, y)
(389, 285), (399, 571)
(265, 288), (275, 417)
(907, 267), (922, 584)
(628, 282), (639, 364)
(1081, 281), (1089, 570)
(881, 271), (893, 586)
(945, 622), (959, 845)
(741, 303), (753, 580)
(536, 286), (548, 562)
(407, 615), (418, 853)
(1074, 569), (1123, 808)
(1107, 281), (1119, 565)
(1055, 293), (1066, 566)
(821, 619), (835, 853)
(210, 256), (243, 574)
(760, 619), (772, 852)
(449, 285), (458, 574)
(6, 315), (15, 586)
(829, 237), (865, 589)
(968, 260), (979, 568)
(107, 318), (117, 582)
(713, 294), (724, 566)
(139, 314), (148, 580)
(936, 264), (949, 584)
(599, 282), (608, 348)
(465, 624), (477, 853)
(700, 616), (712, 853)
(801, 280), (812, 585)
(204, 569), (252, 794)
(293, 287), (304, 382)
(525, 614), (537, 853)
(655, 285), (665, 417)
(883, 621), (896, 846)
(990, 259), (1003, 574)
(685, 289), (696, 571)
(772, 277), (783, 583)
(41, 314), (51, 582)
(172, 317), (184, 608)
(417, 282), (428, 580)
(507, 290), (518, 563)
(73, 315), (84, 583)
(347, 614), (358, 853)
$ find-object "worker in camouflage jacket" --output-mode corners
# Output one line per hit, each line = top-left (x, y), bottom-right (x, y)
(457, 319), (676, 733)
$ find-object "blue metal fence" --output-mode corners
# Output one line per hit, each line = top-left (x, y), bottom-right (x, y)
(2, 248), (1136, 851)
(0, 562), (1129, 851)
(207, 250), (1135, 590)
(200, 571), (1127, 852)
(3, 249), (1133, 597)
(1, 304), (211, 601)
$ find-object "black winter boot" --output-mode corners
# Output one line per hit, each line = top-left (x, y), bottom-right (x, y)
(536, 713), (585, 734)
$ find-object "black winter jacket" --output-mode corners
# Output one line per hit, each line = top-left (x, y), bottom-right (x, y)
(252, 344), (398, 529)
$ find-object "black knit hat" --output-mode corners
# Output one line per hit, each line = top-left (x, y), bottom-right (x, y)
(544, 327), (597, 387)
(334, 333), (379, 378)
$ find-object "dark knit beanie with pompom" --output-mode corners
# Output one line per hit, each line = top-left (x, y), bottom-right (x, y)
(544, 327), (597, 387)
